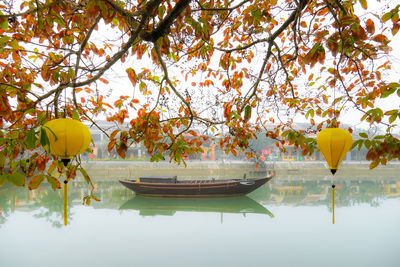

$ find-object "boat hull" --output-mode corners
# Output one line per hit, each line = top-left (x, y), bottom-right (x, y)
(119, 176), (273, 197)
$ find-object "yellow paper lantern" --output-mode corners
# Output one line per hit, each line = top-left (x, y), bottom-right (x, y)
(316, 128), (353, 175)
(42, 118), (91, 166)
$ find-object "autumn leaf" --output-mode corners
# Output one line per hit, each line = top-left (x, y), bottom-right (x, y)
(392, 24), (400, 35)
(126, 68), (137, 87)
(46, 175), (61, 190)
(99, 77), (109, 84)
(108, 138), (116, 152)
(372, 34), (389, 44)
(116, 142), (127, 158)
(28, 174), (45, 190)
(366, 19), (375, 34)
(359, 0), (367, 10)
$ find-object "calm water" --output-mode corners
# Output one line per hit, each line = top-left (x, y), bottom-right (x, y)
(1, 173), (400, 267)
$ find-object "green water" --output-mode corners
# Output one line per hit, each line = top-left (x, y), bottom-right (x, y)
(0, 173), (399, 267)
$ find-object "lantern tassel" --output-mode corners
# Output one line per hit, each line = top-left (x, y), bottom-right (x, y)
(332, 184), (335, 224)
(64, 180), (68, 226)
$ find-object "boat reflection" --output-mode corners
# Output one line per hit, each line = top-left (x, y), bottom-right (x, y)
(1, 177), (399, 228)
(120, 196), (274, 218)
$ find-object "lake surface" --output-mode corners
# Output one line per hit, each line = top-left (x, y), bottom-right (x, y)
(1, 170), (400, 267)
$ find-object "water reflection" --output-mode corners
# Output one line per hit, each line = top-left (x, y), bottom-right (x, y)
(120, 196), (274, 217)
(1, 178), (399, 228)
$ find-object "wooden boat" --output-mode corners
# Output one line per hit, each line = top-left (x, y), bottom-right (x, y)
(119, 196), (274, 217)
(119, 173), (274, 197)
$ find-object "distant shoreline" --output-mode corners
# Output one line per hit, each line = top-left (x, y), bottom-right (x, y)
(80, 160), (400, 180)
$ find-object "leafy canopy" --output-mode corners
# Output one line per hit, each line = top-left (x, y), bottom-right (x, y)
(0, 0), (400, 189)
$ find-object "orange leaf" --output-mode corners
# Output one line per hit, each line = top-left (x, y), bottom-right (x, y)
(110, 129), (120, 140)
(372, 34), (388, 44)
(366, 19), (375, 34)
(126, 68), (137, 87)
(116, 142), (127, 158)
(392, 24), (400, 35)
(188, 130), (197, 136)
(36, 156), (46, 172)
(108, 139), (116, 152)
(28, 174), (45, 190)
(99, 77), (109, 84)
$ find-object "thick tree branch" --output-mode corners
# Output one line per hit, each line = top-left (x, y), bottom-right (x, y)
(141, 0), (192, 42)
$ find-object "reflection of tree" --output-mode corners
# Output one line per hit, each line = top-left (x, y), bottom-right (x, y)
(31, 191), (69, 228)
(0, 187), (12, 226)
(0, 178), (397, 227)
(250, 179), (390, 209)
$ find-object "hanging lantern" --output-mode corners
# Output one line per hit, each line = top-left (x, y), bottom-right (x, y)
(317, 127), (352, 224)
(42, 118), (91, 166)
(316, 128), (353, 175)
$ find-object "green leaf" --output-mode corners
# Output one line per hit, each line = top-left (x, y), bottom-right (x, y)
(25, 128), (37, 149)
(46, 175), (61, 190)
(389, 114), (397, 124)
(0, 152), (5, 169)
(351, 139), (363, 150)
(158, 5), (165, 19)
(40, 127), (50, 149)
(53, 12), (66, 28)
(382, 12), (392, 22)
(47, 160), (57, 175)
(359, 132), (368, 138)
(169, 52), (177, 62)
(359, 0), (367, 9)
(79, 167), (91, 184)
(37, 112), (46, 124)
(7, 172), (25, 187)
(305, 109), (315, 119)
(28, 173), (45, 190)
(0, 36), (10, 49)
(0, 11), (8, 31)
(0, 173), (7, 187)
(72, 109), (79, 120)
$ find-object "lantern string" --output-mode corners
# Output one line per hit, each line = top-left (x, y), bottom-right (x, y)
(64, 87), (67, 118)
(63, 180), (68, 226)
(332, 184), (335, 224)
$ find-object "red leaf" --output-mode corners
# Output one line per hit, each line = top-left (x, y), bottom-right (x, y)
(126, 68), (137, 87)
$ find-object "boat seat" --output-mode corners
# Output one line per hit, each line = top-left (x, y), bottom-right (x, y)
(139, 176), (177, 183)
